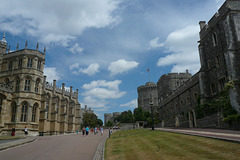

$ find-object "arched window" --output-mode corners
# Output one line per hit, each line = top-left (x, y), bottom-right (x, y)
(21, 102), (28, 122)
(35, 79), (40, 93)
(11, 102), (17, 122)
(27, 58), (33, 68)
(212, 32), (218, 46)
(56, 97), (59, 113)
(15, 77), (20, 92)
(32, 103), (38, 122)
(37, 60), (41, 70)
(0, 98), (3, 120)
(46, 94), (50, 119)
(24, 78), (31, 91)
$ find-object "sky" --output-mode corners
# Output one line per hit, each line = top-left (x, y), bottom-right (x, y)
(0, 0), (225, 121)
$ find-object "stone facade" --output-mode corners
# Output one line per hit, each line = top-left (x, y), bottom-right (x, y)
(138, 0), (240, 129)
(0, 35), (93, 136)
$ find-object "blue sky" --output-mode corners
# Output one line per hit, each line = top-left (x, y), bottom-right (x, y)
(0, 0), (225, 121)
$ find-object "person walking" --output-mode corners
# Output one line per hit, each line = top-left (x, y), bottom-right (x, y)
(24, 126), (28, 136)
(86, 126), (89, 136)
(100, 127), (103, 136)
(82, 127), (85, 136)
(11, 127), (15, 136)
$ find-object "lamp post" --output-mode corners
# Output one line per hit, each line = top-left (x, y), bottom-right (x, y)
(149, 94), (154, 130)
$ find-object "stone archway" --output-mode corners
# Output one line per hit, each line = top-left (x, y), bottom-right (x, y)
(189, 110), (196, 128)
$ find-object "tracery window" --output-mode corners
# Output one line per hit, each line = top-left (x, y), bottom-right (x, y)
(46, 95), (50, 119)
(21, 102), (28, 122)
(35, 79), (40, 93)
(37, 60), (41, 70)
(0, 98), (3, 120)
(11, 102), (17, 122)
(18, 58), (22, 68)
(32, 104), (37, 122)
(16, 78), (20, 92)
(27, 58), (33, 68)
(9, 61), (13, 70)
(24, 78), (31, 91)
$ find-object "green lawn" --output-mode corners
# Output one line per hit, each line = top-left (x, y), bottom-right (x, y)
(105, 129), (240, 160)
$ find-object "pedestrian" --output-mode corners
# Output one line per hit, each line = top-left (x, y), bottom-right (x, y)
(76, 129), (79, 134)
(82, 127), (85, 136)
(100, 127), (103, 136)
(94, 127), (97, 135)
(11, 127), (15, 136)
(24, 126), (28, 136)
(86, 126), (89, 136)
(109, 128), (112, 138)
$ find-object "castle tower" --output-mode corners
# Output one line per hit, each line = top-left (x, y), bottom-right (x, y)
(157, 71), (192, 102)
(137, 82), (158, 112)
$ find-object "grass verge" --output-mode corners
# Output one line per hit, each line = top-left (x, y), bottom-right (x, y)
(105, 129), (240, 160)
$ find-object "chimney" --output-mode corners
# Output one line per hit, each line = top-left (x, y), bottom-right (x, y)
(199, 21), (206, 30)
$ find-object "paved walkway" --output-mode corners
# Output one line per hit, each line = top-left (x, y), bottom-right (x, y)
(155, 128), (240, 143)
(0, 131), (110, 160)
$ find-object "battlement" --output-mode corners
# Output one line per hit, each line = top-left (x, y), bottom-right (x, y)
(160, 71), (192, 80)
(3, 49), (45, 59)
(137, 82), (157, 92)
(45, 81), (78, 99)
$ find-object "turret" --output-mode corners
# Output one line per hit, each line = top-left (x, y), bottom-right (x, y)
(0, 33), (7, 55)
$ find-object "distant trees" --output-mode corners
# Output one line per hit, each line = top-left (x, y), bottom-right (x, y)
(112, 107), (159, 127)
(114, 110), (134, 123)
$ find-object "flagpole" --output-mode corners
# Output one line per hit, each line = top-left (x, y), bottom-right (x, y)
(149, 70), (150, 82)
(147, 69), (150, 82)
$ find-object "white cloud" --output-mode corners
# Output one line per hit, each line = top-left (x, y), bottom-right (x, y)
(81, 80), (126, 112)
(120, 99), (137, 108)
(108, 59), (139, 76)
(44, 67), (61, 82)
(82, 80), (126, 99)
(148, 37), (164, 49)
(157, 25), (200, 74)
(0, 0), (120, 46)
(69, 43), (84, 54)
(69, 63), (99, 76)
(80, 63), (99, 76)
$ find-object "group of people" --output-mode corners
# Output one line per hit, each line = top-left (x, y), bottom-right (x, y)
(11, 126), (28, 136)
(79, 126), (104, 136)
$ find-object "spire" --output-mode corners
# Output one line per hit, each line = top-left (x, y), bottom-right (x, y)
(0, 32), (7, 44)
(44, 47), (46, 54)
(16, 43), (19, 51)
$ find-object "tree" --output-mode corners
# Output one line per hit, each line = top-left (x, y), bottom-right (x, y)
(82, 112), (98, 128)
(114, 110), (134, 123)
(133, 107), (150, 122)
(106, 120), (113, 127)
(97, 119), (103, 126)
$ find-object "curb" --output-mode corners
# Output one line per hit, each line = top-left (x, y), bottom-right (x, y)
(93, 136), (108, 160)
(0, 137), (37, 151)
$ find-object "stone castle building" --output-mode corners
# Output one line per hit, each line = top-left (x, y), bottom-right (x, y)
(138, 0), (240, 129)
(0, 35), (93, 136)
